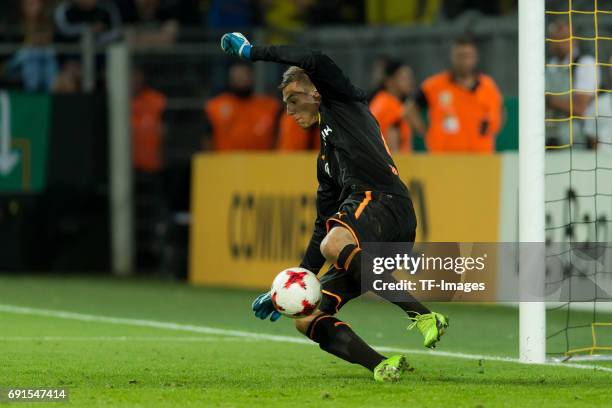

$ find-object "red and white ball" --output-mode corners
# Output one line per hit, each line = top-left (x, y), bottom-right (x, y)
(270, 267), (321, 318)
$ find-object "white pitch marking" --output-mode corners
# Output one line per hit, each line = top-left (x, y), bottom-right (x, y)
(0, 304), (310, 345)
(1, 304), (611, 373)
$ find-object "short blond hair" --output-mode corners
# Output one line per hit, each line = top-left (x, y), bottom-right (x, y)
(278, 66), (313, 90)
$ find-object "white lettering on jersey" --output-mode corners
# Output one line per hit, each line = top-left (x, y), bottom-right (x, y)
(321, 125), (332, 141)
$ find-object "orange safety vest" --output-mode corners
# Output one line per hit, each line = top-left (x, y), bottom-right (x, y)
(131, 87), (167, 172)
(277, 112), (320, 151)
(420, 71), (502, 153)
(205, 93), (279, 151)
(369, 90), (412, 152)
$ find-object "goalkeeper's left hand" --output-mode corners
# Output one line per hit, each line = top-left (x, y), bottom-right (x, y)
(220, 32), (252, 60)
(251, 291), (281, 322)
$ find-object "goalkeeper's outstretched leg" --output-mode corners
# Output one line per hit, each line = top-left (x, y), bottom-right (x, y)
(320, 225), (449, 349)
(294, 310), (409, 382)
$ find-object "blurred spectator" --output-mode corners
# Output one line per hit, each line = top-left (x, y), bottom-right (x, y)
(277, 112), (320, 151)
(259, 0), (309, 43)
(5, 0), (58, 91)
(54, 0), (122, 46)
(545, 19), (599, 147)
(584, 56), (612, 152)
(442, 0), (517, 19)
(205, 0), (261, 29)
(166, 0), (201, 26)
(406, 34), (503, 153)
(304, 0), (365, 26)
(368, 54), (390, 99)
(204, 62), (279, 151)
(130, 65), (168, 273)
(131, 66), (167, 173)
(369, 60), (414, 152)
(366, 0), (442, 25)
(119, 0), (201, 26)
(124, 0), (179, 47)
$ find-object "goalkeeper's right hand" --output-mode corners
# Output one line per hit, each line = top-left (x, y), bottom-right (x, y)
(220, 32), (252, 60)
(251, 291), (281, 322)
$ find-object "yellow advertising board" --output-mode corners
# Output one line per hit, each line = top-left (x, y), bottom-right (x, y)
(189, 153), (501, 290)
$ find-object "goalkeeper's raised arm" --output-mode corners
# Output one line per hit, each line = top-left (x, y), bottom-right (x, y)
(220, 32), (364, 101)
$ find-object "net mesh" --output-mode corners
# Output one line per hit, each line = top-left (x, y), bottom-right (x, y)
(544, 0), (612, 357)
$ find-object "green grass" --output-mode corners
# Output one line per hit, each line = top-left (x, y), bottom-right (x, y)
(1, 275), (612, 407)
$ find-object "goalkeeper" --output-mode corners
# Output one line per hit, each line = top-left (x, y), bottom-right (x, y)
(221, 33), (449, 382)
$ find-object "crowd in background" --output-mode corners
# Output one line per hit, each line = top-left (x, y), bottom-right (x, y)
(128, 32), (506, 184)
(545, 19), (612, 152)
(1, 0), (611, 172)
(0, 0), (518, 92)
(200, 34), (503, 159)
(0, 0), (519, 41)
(0, 0), (519, 173)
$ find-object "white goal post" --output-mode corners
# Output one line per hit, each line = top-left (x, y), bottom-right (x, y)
(518, 0), (547, 363)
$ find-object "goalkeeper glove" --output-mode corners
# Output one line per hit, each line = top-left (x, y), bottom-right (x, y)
(251, 291), (281, 322)
(220, 32), (252, 60)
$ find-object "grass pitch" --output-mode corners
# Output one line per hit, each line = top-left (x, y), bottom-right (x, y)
(1, 275), (612, 407)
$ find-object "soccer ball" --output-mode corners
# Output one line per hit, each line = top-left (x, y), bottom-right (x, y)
(270, 267), (321, 318)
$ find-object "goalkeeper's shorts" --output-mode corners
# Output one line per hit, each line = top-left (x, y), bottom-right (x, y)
(318, 191), (416, 315)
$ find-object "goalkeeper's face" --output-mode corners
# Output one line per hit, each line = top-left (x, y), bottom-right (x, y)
(282, 81), (321, 129)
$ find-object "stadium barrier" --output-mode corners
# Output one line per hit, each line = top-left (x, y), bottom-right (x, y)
(189, 153), (502, 295)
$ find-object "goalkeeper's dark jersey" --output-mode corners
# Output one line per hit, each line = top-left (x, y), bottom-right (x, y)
(251, 46), (411, 272)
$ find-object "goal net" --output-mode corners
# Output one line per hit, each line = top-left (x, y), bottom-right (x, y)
(543, 0), (612, 360)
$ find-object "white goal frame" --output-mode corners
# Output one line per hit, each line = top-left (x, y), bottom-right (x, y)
(518, 0), (547, 363)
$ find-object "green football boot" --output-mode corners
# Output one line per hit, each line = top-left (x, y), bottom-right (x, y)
(408, 312), (449, 348)
(373, 355), (410, 383)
